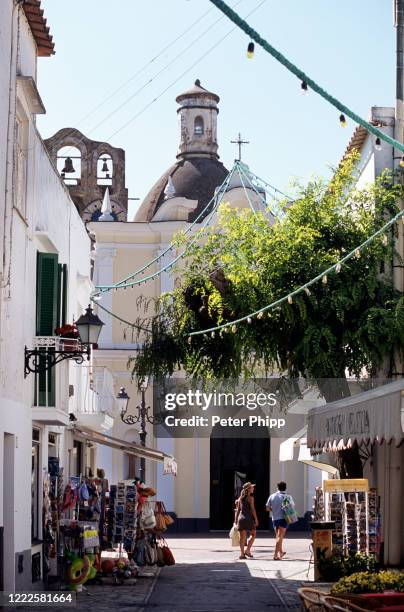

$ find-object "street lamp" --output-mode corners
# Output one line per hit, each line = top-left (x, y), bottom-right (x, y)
(118, 378), (158, 482)
(24, 305), (104, 377)
(75, 305), (105, 345)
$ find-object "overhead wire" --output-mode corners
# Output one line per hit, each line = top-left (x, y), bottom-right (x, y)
(101, 0), (268, 143)
(72, 0), (245, 147)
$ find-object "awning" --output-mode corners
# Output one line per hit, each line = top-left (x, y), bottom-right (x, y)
(279, 427), (306, 461)
(279, 426), (339, 474)
(73, 425), (177, 468)
(307, 379), (404, 453)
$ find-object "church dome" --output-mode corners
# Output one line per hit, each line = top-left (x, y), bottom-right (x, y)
(134, 80), (228, 223)
(134, 156), (228, 222)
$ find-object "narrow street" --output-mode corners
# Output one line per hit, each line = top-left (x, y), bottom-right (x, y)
(146, 533), (312, 612)
(67, 533), (313, 612)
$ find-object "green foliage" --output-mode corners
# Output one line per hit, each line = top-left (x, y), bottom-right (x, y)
(130, 153), (404, 382)
(317, 551), (378, 582)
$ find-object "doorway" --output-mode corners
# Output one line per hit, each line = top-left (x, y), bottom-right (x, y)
(3, 433), (15, 591)
(210, 435), (270, 530)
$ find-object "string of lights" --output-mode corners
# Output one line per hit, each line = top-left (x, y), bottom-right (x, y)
(93, 161), (289, 296)
(209, 0), (404, 158)
(91, 297), (151, 334)
(188, 209), (404, 338)
(243, 166), (294, 203)
(93, 165), (237, 293)
(238, 168), (259, 218)
(237, 164), (287, 219)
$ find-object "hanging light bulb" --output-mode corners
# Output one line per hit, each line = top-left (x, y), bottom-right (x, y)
(231, 324), (237, 333)
(211, 331), (215, 338)
(257, 311), (264, 319)
(400, 156), (404, 168)
(247, 317), (252, 324)
(288, 295), (293, 304)
(339, 114), (347, 127)
(188, 336), (192, 344)
(247, 41), (255, 59)
(304, 287), (311, 296)
(382, 234), (388, 246)
(375, 137), (382, 151)
(322, 274), (328, 285)
(301, 80), (308, 95)
(336, 263), (342, 273)
(355, 249), (361, 259)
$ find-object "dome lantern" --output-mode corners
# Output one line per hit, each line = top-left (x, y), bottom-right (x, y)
(176, 79), (220, 160)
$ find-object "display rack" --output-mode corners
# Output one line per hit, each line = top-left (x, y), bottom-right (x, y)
(322, 479), (380, 557)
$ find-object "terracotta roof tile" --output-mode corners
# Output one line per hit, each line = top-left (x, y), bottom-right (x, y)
(23, 0), (55, 57)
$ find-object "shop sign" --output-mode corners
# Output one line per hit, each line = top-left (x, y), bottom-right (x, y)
(326, 409), (370, 438)
(323, 478), (369, 493)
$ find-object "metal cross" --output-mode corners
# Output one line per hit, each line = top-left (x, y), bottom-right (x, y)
(231, 133), (250, 161)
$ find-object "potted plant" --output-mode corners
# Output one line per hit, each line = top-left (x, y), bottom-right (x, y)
(55, 324), (79, 351)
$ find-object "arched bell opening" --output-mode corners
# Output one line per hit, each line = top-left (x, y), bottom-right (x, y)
(57, 145), (81, 185)
(97, 153), (113, 186)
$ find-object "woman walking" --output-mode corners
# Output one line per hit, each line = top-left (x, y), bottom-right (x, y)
(234, 482), (258, 559)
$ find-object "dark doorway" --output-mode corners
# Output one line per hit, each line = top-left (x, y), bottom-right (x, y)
(210, 435), (270, 530)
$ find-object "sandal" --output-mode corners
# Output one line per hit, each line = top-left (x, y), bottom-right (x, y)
(245, 552), (254, 558)
(239, 554), (246, 559)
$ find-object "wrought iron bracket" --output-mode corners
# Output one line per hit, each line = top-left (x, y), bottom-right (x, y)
(120, 404), (164, 426)
(24, 344), (90, 377)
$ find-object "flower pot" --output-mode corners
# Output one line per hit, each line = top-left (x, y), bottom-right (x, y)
(61, 338), (78, 352)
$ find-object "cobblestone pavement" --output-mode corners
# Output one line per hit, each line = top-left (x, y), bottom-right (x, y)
(144, 532), (314, 612)
(17, 533), (315, 612)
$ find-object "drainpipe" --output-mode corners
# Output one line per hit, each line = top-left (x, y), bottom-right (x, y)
(394, 0), (404, 295)
(387, 1), (404, 567)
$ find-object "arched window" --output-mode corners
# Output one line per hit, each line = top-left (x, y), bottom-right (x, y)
(97, 153), (113, 186)
(194, 116), (204, 136)
(57, 146), (81, 185)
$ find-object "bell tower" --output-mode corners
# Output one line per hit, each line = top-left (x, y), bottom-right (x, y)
(176, 79), (220, 160)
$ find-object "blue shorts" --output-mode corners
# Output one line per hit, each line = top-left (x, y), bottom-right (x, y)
(273, 518), (288, 529)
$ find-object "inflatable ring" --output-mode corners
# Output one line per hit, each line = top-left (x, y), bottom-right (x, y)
(68, 555), (91, 587)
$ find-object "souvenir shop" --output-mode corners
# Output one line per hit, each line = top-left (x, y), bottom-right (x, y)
(42, 427), (177, 591)
(307, 378), (404, 566)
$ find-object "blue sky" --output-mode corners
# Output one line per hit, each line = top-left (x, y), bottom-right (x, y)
(38, 0), (395, 219)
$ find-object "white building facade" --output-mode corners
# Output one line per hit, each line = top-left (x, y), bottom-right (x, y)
(0, 0), (107, 590)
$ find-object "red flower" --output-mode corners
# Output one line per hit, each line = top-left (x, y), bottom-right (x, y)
(55, 323), (79, 339)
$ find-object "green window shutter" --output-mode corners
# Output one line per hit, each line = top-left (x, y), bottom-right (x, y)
(36, 252), (58, 335)
(35, 252), (58, 407)
(62, 264), (68, 326)
(57, 264), (62, 329)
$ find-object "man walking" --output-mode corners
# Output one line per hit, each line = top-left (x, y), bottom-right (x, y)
(266, 481), (294, 560)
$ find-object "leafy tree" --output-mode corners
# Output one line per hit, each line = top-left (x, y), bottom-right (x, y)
(129, 154), (404, 476)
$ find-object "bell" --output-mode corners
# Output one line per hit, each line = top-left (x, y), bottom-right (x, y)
(61, 157), (75, 173)
(101, 159), (109, 173)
